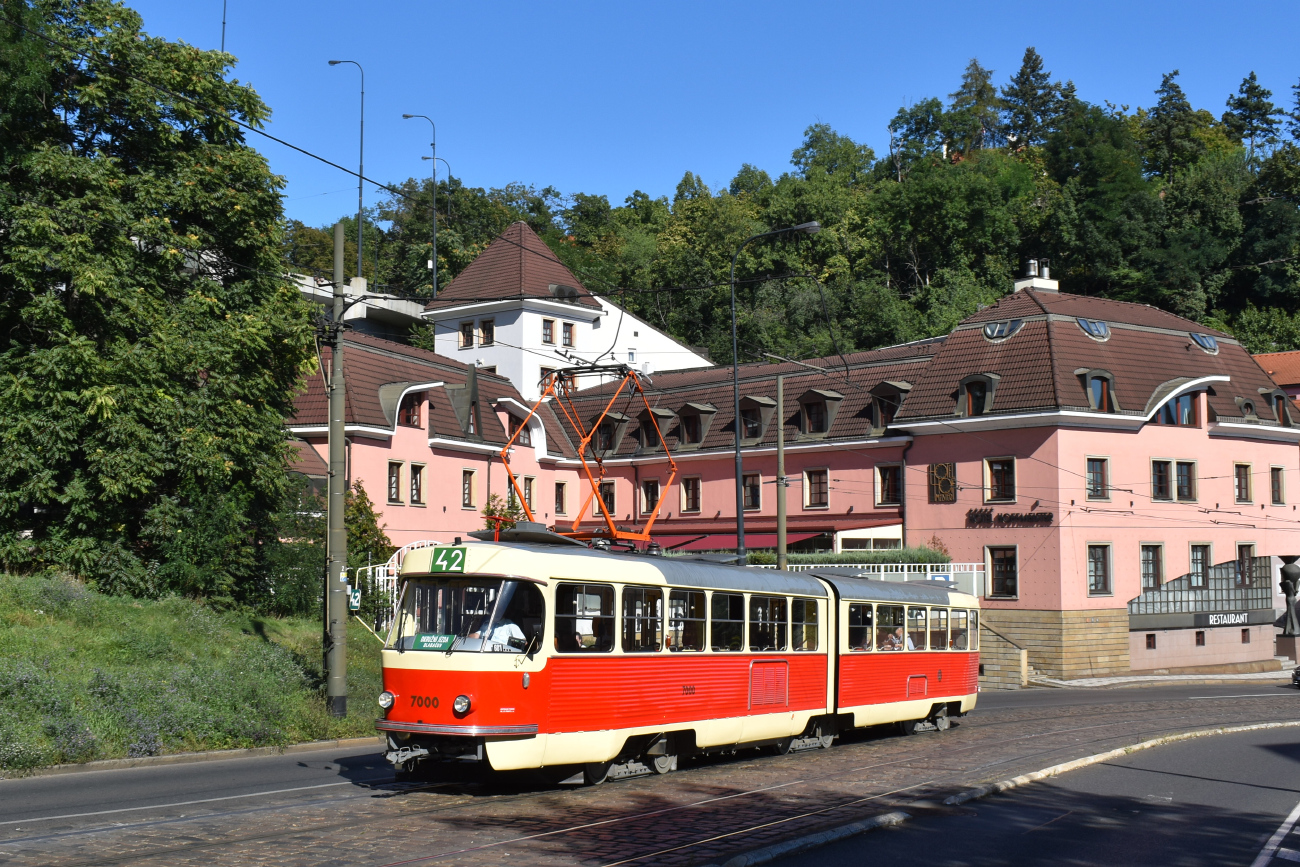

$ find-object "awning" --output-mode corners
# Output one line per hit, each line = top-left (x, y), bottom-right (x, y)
(655, 532), (822, 551)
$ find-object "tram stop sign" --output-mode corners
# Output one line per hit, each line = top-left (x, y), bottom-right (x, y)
(346, 585), (361, 611)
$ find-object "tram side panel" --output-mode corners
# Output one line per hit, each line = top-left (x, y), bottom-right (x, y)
(837, 651), (978, 726)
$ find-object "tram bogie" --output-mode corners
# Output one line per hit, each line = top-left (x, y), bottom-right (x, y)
(376, 536), (979, 781)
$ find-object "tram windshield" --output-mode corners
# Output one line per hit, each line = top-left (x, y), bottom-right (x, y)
(390, 578), (544, 653)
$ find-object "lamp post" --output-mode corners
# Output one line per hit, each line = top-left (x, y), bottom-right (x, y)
(729, 221), (820, 563)
(328, 60), (365, 281)
(402, 114), (438, 297)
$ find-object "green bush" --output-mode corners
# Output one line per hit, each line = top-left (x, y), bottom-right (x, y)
(0, 573), (383, 772)
(746, 548), (952, 566)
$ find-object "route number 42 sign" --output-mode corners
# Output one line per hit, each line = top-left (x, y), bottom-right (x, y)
(429, 547), (466, 573)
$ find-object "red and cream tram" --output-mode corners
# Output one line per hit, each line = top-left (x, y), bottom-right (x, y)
(376, 527), (978, 782)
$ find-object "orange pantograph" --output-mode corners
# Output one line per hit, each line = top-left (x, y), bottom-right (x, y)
(499, 366), (677, 544)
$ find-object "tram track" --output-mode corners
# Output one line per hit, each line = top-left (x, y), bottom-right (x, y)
(9, 695), (1297, 867)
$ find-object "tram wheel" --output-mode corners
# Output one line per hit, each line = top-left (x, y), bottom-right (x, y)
(933, 707), (951, 732)
(770, 737), (794, 756)
(817, 725), (835, 749)
(583, 761), (613, 785)
(899, 719), (920, 736)
(651, 753), (676, 775)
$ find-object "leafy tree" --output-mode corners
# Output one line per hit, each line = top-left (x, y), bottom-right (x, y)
(888, 98), (947, 180)
(729, 164), (772, 198)
(1143, 70), (1207, 178)
(1001, 47), (1059, 147)
(948, 59), (1003, 152)
(1222, 71), (1284, 163)
(345, 482), (394, 571)
(0, 0), (315, 600)
(481, 493), (523, 532)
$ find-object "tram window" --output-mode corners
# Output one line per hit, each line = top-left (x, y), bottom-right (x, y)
(877, 604), (904, 650)
(749, 596), (788, 651)
(391, 578), (543, 653)
(711, 593), (745, 651)
(668, 590), (706, 651)
(969, 610), (979, 651)
(929, 608), (948, 651)
(622, 586), (663, 653)
(847, 603), (873, 651)
(555, 583), (615, 653)
(792, 598), (818, 651)
(950, 609), (969, 650)
(906, 607), (926, 651)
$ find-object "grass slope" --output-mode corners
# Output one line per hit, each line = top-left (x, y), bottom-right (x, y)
(0, 573), (382, 772)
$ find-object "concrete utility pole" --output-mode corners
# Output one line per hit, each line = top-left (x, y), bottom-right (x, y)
(776, 375), (788, 570)
(325, 221), (349, 718)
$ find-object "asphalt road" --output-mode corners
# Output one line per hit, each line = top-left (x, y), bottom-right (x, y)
(0, 681), (1293, 830)
(775, 723), (1300, 867)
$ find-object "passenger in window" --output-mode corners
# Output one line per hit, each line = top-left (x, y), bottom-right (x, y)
(847, 603), (872, 651)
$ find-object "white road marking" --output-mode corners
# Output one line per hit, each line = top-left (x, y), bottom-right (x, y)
(0, 780), (365, 826)
(1251, 798), (1300, 867)
(1188, 694), (1293, 700)
(1275, 848), (1300, 863)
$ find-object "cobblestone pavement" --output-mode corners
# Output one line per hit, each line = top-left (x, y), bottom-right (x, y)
(4, 690), (1299, 867)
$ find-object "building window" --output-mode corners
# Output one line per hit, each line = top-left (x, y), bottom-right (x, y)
(598, 481), (615, 514)
(681, 477), (701, 512)
(1141, 544), (1163, 590)
(1078, 318), (1111, 340)
(1272, 467), (1285, 505)
(1089, 376), (1113, 412)
(562, 322), (574, 347)
(542, 319), (555, 344)
(680, 414), (702, 444)
(595, 421), (617, 453)
(1086, 458), (1108, 499)
(522, 477), (534, 512)
(740, 407), (762, 439)
(387, 462), (402, 503)
(1151, 460), (1172, 501)
(461, 470), (475, 508)
(1176, 461), (1196, 502)
(1237, 544), (1256, 584)
(1190, 544), (1210, 589)
(1275, 395), (1291, 427)
(1235, 464), (1252, 503)
(1155, 393), (1197, 426)
(986, 458), (1015, 502)
(805, 469), (829, 508)
(398, 393), (422, 427)
(1195, 630), (1205, 647)
(508, 415), (531, 447)
(743, 473), (761, 510)
(876, 394), (898, 427)
(478, 320), (495, 346)
(1242, 400), (1257, 419)
(878, 464), (902, 506)
(627, 348), (636, 363)
(1146, 633), (1157, 650)
(459, 321), (474, 348)
(804, 401), (828, 433)
(410, 465), (424, 504)
(989, 547), (1017, 598)
(1087, 544), (1110, 595)
(555, 482), (566, 515)
(965, 381), (989, 416)
(642, 479), (660, 513)
(1242, 628), (1251, 644)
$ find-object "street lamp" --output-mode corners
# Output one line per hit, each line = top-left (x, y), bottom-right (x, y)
(328, 60), (365, 281)
(729, 221), (820, 563)
(402, 114), (438, 297)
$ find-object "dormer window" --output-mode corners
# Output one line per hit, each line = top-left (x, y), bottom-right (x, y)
(738, 395), (777, 443)
(956, 374), (1000, 418)
(596, 422), (616, 452)
(1190, 333), (1219, 354)
(676, 402), (717, 448)
(1275, 395), (1292, 427)
(1077, 318), (1110, 341)
(1155, 393), (1197, 426)
(982, 319), (1024, 341)
(589, 412), (630, 455)
(398, 393), (423, 427)
(467, 401), (477, 435)
(508, 414), (531, 447)
(637, 407), (676, 450)
(1074, 369), (1119, 413)
(681, 414), (702, 443)
(868, 381), (910, 433)
(798, 389), (844, 437)
(1240, 400), (1258, 421)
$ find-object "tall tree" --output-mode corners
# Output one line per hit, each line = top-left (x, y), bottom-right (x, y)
(1143, 70), (1206, 178)
(1222, 71), (1283, 163)
(1001, 47), (1059, 147)
(948, 59), (1003, 152)
(0, 0), (315, 599)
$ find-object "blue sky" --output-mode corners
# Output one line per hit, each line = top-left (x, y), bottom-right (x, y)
(127, 0), (1300, 228)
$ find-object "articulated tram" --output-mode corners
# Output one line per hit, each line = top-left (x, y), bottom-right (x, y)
(376, 529), (979, 783)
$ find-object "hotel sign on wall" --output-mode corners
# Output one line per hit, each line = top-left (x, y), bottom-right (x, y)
(928, 463), (956, 503)
(966, 508), (1054, 527)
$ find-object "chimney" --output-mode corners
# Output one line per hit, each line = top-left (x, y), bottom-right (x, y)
(1013, 257), (1059, 293)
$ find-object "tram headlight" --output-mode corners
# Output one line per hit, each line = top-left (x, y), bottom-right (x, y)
(453, 694), (471, 715)
(378, 691), (395, 710)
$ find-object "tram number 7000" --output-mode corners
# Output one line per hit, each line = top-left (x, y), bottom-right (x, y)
(681, 685), (696, 696)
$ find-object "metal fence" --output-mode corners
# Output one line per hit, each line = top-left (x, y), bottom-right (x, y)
(757, 562), (986, 598)
(1127, 555), (1274, 615)
(354, 539), (442, 633)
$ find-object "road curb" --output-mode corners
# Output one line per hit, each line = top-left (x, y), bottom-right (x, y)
(2, 735), (385, 780)
(700, 811), (912, 867)
(943, 720), (1300, 806)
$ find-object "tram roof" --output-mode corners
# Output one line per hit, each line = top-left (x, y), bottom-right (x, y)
(806, 571), (970, 606)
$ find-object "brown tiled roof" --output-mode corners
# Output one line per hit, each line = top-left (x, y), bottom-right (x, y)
(287, 438), (328, 477)
(1255, 350), (1300, 388)
(423, 221), (601, 312)
(897, 289), (1286, 424)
